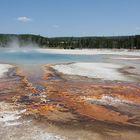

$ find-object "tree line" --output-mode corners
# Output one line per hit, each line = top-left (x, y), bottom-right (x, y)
(0, 34), (140, 49)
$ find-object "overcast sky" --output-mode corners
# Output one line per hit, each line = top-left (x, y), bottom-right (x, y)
(0, 0), (140, 37)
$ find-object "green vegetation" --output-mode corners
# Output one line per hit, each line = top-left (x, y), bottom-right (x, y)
(0, 34), (140, 49)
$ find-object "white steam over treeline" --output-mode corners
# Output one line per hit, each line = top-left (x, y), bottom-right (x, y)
(0, 34), (45, 49)
(6, 37), (39, 49)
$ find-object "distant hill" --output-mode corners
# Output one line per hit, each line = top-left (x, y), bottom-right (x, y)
(0, 34), (140, 49)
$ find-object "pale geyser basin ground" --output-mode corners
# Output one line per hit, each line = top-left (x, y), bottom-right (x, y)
(52, 62), (129, 81)
(37, 48), (140, 56)
(0, 64), (13, 78)
(0, 102), (67, 140)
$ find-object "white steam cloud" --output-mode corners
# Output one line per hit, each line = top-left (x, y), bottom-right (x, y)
(0, 37), (40, 53)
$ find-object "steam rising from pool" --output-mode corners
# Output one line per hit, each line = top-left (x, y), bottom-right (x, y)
(0, 37), (40, 53)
